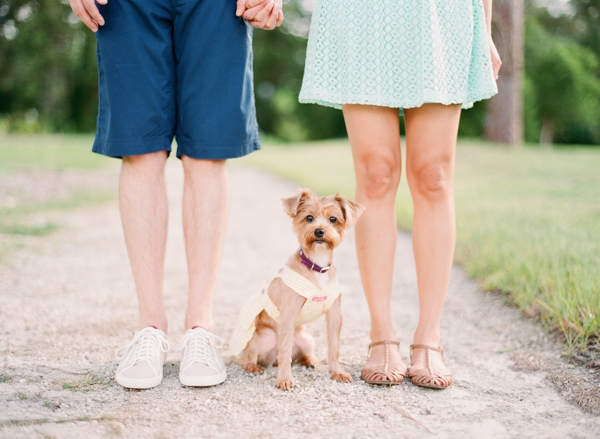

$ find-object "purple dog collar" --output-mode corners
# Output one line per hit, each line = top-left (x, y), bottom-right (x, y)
(299, 249), (331, 273)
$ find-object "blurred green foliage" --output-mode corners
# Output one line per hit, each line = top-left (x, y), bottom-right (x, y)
(0, 0), (97, 132)
(525, 2), (600, 144)
(252, 3), (347, 141)
(0, 0), (599, 144)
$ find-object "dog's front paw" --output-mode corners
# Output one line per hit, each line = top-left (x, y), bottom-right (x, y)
(330, 371), (352, 382)
(243, 363), (264, 374)
(298, 356), (316, 368)
(276, 378), (294, 390)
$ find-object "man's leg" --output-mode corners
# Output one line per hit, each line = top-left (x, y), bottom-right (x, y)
(181, 156), (229, 331)
(170, 0), (258, 388)
(119, 151), (169, 332)
(115, 150), (171, 390)
(175, 156), (229, 387)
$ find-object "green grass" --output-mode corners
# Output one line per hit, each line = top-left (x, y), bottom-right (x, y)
(62, 374), (112, 391)
(239, 139), (600, 350)
(0, 222), (60, 236)
(0, 134), (111, 173)
(0, 135), (116, 258)
(0, 188), (114, 237)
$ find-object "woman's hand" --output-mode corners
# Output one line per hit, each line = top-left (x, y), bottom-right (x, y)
(482, 1), (501, 80)
(488, 36), (502, 80)
(69, 0), (107, 32)
(236, 0), (284, 30)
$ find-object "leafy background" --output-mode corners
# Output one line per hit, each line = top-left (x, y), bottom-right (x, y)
(1, 0), (599, 144)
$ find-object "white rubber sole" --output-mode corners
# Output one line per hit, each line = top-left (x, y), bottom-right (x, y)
(179, 369), (227, 387)
(115, 371), (163, 390)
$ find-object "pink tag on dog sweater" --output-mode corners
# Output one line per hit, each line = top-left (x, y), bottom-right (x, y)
(312, 296), (327, 302)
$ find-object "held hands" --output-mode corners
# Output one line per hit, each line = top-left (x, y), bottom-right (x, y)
(70, 0), (283, 32)
(236, 0), (284, 30)
(69, 0), (107, 32)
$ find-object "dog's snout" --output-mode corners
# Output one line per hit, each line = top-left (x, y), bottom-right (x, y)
(314, 228), (325, 238)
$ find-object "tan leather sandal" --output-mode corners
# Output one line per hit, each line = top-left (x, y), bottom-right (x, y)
(408, 344), (453, 390)
(361, 340), (406, 385)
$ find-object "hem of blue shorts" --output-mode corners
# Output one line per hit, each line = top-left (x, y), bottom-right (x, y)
(92, 137), (172, 159)
(92, 137), (261, 160)
(175, 138), (261, 160)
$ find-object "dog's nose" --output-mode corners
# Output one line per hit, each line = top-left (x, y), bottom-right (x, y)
(314, 228), (325, 238)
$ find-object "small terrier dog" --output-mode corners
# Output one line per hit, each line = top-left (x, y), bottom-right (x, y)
(229, 188), (364, 390)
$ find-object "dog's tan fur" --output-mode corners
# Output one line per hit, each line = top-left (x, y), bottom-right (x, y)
(235, 189), (364, 390)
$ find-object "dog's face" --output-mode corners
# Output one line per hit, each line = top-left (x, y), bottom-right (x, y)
(281, 189), (365, 252)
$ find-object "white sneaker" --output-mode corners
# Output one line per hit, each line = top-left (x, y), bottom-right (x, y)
(115, 326), (170, 389)
(177, 327), (227, 387)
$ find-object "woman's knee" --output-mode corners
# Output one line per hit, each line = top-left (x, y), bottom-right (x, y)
(408, 162), (452, 202)
(357, 156), (400, 200)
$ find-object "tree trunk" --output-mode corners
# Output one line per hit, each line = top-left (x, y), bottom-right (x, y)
(484, 0), (524, 145)
(539, 117), (554, 146)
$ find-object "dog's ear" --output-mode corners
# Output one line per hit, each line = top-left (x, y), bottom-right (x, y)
(281, 188), (313, 217)
(335, 194), (365, 228)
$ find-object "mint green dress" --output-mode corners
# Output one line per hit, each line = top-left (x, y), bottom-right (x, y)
(299, 0), (497, 110)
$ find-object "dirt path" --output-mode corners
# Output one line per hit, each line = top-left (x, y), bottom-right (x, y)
(1, 162), (598, 438)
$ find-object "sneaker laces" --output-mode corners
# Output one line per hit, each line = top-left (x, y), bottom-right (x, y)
(116, 327), (170, 365)
(177, 328), (224, 372)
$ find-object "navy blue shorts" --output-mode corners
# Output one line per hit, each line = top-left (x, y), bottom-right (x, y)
(93, 0), (260, 159)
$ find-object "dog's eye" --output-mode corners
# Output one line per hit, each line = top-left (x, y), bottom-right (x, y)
(329, 216), (337, 223)
(306, 215), (314, 223)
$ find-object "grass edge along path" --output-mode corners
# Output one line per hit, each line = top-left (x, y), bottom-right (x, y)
(0, 134), (115, 259)
(0, 134), (111, 172)
(238, 139), (600, 355)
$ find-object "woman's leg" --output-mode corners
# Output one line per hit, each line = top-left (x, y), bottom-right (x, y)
(342, 104), (406, 373)
(404, 103), (461, 383)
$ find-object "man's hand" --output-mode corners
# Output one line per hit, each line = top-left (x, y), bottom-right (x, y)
(236, 0), (284, 30)
(69, 0), (108, 32)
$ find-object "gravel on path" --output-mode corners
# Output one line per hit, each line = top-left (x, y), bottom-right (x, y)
(0, 162), (598, 439)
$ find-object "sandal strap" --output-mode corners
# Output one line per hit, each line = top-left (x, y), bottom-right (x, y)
(368, 341), (400, 372)
(368, 340), (400, 349)
(408, 344), (451, 389)
(410, 344), (444, 375)
(410, 344), (443, 353)
(368, 340), (400, 361)
(362, 367), (406, 385)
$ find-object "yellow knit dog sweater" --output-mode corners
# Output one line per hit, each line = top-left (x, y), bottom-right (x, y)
(229, 265), (341, 355)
